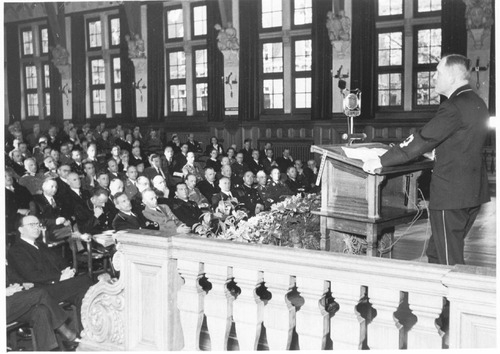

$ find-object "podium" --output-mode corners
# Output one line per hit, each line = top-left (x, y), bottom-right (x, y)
(311, 143), (433, 256)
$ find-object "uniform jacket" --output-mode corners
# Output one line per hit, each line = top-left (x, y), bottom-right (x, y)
(380, 85), (490, 209)
(142, 205), (182, 234)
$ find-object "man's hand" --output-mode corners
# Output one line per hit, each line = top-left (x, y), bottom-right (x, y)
(60, 267), (76, 281)
(22, 282), (34, 290)
(362, 158), (383, 174)
(6, 283), (23, 297)
(55, 217), (66, 225)
(176, 224), (191, 234)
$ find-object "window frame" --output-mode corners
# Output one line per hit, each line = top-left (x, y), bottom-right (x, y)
(292, 36), (312, 112)
(42, 62), (51, 118)
(291, 0), (313, 29)
(259, 0), (283, 32)
(88, 57), (107, 118)
(412, 24), (441, 110)
(39, 25), (49, 55)
(413, 0), (442, 18)
(192, 45), (208, 115)
(23, 63), (39, 118)
(190, 2), (208, 40)
(260, 38), (285, 113)
(108, 15), (121, 49)
(375, 0), (405, 21)
(166, 48), (188, 116)
(376, 26), (405, 111)
(86, 17), (103, 51)
(110, 55), (123, 117)
(21, 27), (34, 57)
(164, 5), (184, 43)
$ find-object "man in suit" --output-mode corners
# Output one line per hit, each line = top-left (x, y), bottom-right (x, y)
(124, 165), (140, 200)
(59, 143), (73, 165)
(186, 133), (203, 153)
(82, 160), (98, 191)
(239, 138), (254, 165)
(7, 215), (93, 333)
(106, 158), (123, 181)
(70, 149), (85, 177)
(284, 166), (307, 194)
(261, 148), (279, 175)
(74, 188), (113, 235)
(363, 54), (491, 266)
(30, 178), (72, 242)
(233, 171), (265, 217)
(276, 148), (294, 174)
(5, 170), (33, 236)
(170, 183), (213, 235)
(19, 157), (43, 195)
(185, 174), (210, 208)
(54, 163), (73, 200)
(196, 167), (220, 201)
(231, 152), (249, 187)
(6, 264), (79, 351)
(248, 150), (264, 176)
(211, 177), (239, 210)
(144, 154), (168, 182)
(141, 189), (191, 235)
(112, 192), (159, 231)
(129, 146), (148, 168)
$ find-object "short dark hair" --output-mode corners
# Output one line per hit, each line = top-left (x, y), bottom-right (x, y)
(91, 187), (109, 198)
(443, 54), (471, 80)
(113, 191), (128, 205)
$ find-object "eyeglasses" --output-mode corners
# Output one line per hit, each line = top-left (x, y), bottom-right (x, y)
(24, 222), (43, 228)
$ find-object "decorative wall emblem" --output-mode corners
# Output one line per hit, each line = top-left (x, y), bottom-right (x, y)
(464, 0), (494, 49)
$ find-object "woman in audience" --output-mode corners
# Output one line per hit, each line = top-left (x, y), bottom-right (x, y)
(205, 136), (224, 156)
(226, 147), (236, 164)
(205, 148), (222, 173)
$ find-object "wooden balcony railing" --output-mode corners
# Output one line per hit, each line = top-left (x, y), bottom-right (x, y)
(77, 230), (496, 351)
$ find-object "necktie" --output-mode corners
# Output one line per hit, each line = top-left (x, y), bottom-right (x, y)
(50, 198), (56, 207)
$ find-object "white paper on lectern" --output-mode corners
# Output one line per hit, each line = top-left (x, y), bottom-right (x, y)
(341, 147), (388, 162)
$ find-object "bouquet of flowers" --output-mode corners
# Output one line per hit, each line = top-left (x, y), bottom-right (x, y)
(215, 193), (322, 250)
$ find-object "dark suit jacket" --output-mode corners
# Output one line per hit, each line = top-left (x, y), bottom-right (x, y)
(276, 156), (294, 174)
(74, 199), (113, 235)
(31, 194), (65, 238)
(112, 211), (159, 231)
(380, 85), (490, 209)
(248, 159), (264, 175)
(170, 198), (203, 227)
(261, 157), (277, 175)
(205, 158), (221, 173)
(6, 184), (34, 233)
(7, 238), (67, 285)
(233, 184), (264, 217)
(196, 179), (221, 201)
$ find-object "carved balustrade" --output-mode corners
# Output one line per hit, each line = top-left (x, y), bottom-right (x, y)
(78, 230), (496, 351)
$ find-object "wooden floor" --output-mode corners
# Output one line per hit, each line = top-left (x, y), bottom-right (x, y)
(392, 195), (497, 268)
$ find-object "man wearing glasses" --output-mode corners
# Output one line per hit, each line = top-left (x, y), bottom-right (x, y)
(7, 215), (94, 333)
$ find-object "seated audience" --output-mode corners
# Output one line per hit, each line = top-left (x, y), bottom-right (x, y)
(248, 150), (264, 176)
(170, 183), (213, 235)
(261, 148), (278, 175)
(276, 148), (294, 174)
(266, 167), (294, 204)
(144, 129), (164, 155)
(141, 189), (190, 235)
(185, 174), (210, 208)
(5, 171), (33, 235)
(255, 170), (270, 209)
(182, 151), (204, 182)
(205, 148), (222, 173)
(7, 215), (93, 332)
(118, 149), (130, 173)
(70, 149), (84, 177)
(9, 149), (26, 178)
(186, 133), (203, 154)
(233, 171), (265, 217)
(144, 153), (168, 182)
(106, 158), (122, 181)
(205, 136), (224, 156)
(130, 146), (147, 167)
(59, 143), (73, 165)
(232, 152), (249, 187)
(112, 192), (159, 231)
(19, 158), (43, 195)
(82, 161), (98, 191)
(96, 170), (111, 193)
(197, 167), (221, 201)
(152, 175), (171, 202)
(226, 147), (236, 164)
(239, 138), (254, 165)
(74, 188), (113, 235)
(211, 177), (240, 211)
(259, 142), (273, 161)
(6, 264), (79, 351)
(30, 179), (72, 243)
(124, 165), (139, 200)
(284, 166), (308, 194)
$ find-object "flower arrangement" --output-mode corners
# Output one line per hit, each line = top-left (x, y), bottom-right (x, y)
(214, 193), (322, 250)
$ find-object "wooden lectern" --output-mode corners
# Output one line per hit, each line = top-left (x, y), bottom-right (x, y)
(311, 143), (433, 257)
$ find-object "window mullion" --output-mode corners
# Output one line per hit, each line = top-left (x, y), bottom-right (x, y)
(403, 18), (413, 111)
(185, 44), (194, 116)
(283, 35), (292, 114)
